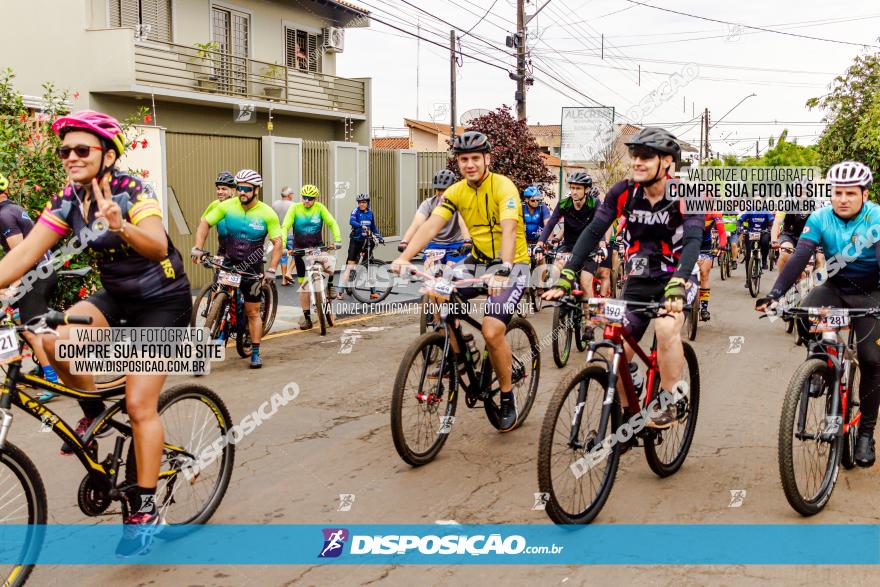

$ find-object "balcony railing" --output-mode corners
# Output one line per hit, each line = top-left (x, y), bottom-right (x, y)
(133, 42), (365, 116)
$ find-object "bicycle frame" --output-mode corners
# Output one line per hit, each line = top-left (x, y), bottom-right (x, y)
(432, 292), (495, 401)
(798, 327), (860, 441)
(0, 362), (191, 485)
(569, 321), (659, 448)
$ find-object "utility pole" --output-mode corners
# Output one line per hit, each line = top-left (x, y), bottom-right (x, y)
(756, 139), (759, 158)
(450, 30), (457, 140)
(703, 108), (710, 161)
(516, 0), (526, 121)
(699, 110), (704, 163)
(416, 18), (420, 120)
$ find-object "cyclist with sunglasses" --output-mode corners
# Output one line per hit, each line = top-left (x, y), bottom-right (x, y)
(193, 169), (283, 369)
(544, 127), (704, 428)
(0, 172), (60, 400)
(201, 171), (236, 257)
(392, 131), (531, 432)
(279, 184), (342, 330)
(0, 110), (191, 555)
(522, 185), (550, 245)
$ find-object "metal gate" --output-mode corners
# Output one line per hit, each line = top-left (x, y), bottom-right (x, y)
(165, 132), (261, 289)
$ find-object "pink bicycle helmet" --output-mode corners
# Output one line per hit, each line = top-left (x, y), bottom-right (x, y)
(51, 110), (126, 157)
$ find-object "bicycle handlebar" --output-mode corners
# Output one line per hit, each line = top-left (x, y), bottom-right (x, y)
(199, 255), (263, 279)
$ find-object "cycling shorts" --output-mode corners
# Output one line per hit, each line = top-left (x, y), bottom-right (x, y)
(779, 233), (799, 249)
(347, 238), (369, 263)
(425, 241), (468, 264)
(453, 257), (528, 325)
(88, 288), (192, 328)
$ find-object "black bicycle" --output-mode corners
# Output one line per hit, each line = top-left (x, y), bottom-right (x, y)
(391, 270), (541, 466)
(195, 256), (264, 358)
(0, 311), (234, 585)
(192, 256), (277, 336)
(345, 233), (393, 304)
(776, 306), (869, 516)
(744, 228), (770, 298)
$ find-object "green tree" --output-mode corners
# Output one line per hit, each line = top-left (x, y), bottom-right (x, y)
(447, 105), (554, 193)
(807, 52), (880, 196)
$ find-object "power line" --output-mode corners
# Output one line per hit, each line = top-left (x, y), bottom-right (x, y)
(461, 0), (501, 37)
(623, 0), (880, 49)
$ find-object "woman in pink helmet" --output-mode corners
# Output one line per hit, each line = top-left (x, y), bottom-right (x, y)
(0, 110), (191, 554)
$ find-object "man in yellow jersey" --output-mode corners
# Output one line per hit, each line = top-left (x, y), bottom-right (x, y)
(392, 131), (530, 431)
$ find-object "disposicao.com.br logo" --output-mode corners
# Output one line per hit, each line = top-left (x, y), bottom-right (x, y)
(318, 529), (563, 558)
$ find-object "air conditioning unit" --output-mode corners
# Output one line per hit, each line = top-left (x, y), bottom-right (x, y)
(322, 27), (345, 53)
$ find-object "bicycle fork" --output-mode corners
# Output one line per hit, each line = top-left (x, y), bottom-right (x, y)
(569, 343), (621, 451)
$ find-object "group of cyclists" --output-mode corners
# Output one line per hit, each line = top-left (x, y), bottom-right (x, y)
(0, 105), (877, 555)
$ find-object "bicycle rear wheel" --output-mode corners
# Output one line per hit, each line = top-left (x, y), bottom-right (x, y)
(551, 306), (574, 368)
(537, 365), (621, 524)
(484, 317), (540, 430)
(350, 260), (393, 304)
(0, 443), (47, 587)
(644, 342), (701, 477)
(260, 280), (278, 335)
(126, 385), (234, 530)
(778, 359), (841, 515)
(390, 332), (458, 466)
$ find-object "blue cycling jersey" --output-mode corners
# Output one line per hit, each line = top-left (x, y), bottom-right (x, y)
(801, 202), (880, 292)
(738, 212), (774, 230)
(522, 202), (551, 243)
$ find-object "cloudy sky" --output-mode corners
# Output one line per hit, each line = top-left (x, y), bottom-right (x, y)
(335, 0), (880, 156)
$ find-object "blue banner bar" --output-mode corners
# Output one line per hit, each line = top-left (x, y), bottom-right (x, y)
(0, 524), (877, 565)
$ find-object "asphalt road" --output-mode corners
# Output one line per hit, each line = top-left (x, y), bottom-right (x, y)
(18, 264), (880, 585)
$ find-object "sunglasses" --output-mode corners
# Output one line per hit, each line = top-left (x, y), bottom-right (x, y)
(236, 186), (255, 193)
(57, 145), (104, 160)
(302, 196), (316, 201)
(628, 146), (659, 160)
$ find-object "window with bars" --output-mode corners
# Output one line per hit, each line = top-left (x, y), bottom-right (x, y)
(284, 28), (321, 73)
(109, 0), (173, 43)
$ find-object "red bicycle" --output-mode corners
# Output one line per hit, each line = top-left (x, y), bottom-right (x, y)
(537, 298), (701, 524)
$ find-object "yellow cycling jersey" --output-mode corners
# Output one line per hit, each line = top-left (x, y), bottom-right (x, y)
(432, 172), (530, 264)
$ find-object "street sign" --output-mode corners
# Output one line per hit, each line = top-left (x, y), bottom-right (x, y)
(560, 106), (615, 162)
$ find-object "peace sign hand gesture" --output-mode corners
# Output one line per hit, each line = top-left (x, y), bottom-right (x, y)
(91, 174), (124, 231)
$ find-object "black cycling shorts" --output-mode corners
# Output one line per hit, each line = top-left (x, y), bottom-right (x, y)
(347, 238), (368, 263)
(88, 289), (192, 328)
(620, 276), (669, 342)
(16, 270), (57, 323)
(779, 233), (799, 249)
(239, 276), (263, 303)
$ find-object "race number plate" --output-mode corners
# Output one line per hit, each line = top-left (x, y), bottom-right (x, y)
(0, 327), (19, 361)
(218, 271), (241, 288)
(425, 249), (447, 261)
(603, 299), (626, 323)
(432, 279), (454, 296)
(809, 308), (849, 332)
(749, 231), (761, 241)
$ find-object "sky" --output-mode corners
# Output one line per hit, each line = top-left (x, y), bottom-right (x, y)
(334, 0), (880, 157)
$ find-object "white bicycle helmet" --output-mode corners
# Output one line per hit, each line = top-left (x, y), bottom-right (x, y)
(235, 169), (263, 187)
(827, 161), (873, 188)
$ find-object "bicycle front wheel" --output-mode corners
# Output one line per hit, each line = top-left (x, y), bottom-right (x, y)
(778, 359), (841, 515)
(350, 260), (393, 304)
(748, 256), (761, 298)
(0, 443), (47, 587)
(551, 306), (573, 368)
(538, 365), (621, 524)
(126, 385), (234, 529)
(644, 342), (701, 477)
(390, 332), (458, 466)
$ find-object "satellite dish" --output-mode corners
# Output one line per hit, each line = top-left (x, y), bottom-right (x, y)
(460, 109), (491, 126)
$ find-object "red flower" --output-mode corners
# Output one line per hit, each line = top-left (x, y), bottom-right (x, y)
(78, 286), (87, 299)
(72, 91), (81, 100)
(130, 141), (138, 150)
(63, 260), (70, 268)
(142, 170), (150, 178)
(34, 185), (41, 192)
(144, 114), (153, 124)
(140, 139), (148, 149)
(19, 114), (26, 122)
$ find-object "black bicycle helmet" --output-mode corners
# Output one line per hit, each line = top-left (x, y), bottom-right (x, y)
(451, 131), (491, 154)
(215, 171), (236, 187)
(568, 171), (593, 188)
(624, 127), (681, 162)
(432, 169), (457, 189)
